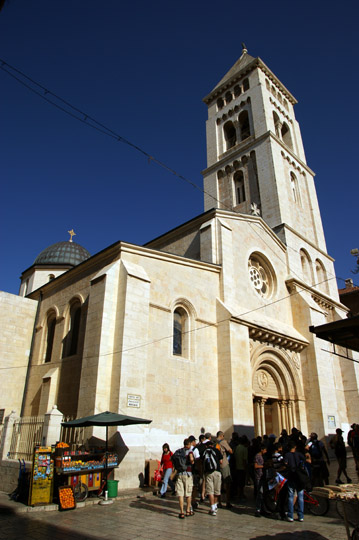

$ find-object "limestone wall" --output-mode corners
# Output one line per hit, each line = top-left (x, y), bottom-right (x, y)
(0, 291), (38, 418)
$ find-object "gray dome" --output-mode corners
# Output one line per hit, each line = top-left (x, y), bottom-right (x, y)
(34, 241), (90, 267)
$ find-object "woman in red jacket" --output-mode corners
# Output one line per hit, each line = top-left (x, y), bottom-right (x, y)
(160, 443), (176, 497)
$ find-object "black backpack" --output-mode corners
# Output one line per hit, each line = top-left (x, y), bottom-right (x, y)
(203, 447), (217, 473)
(171, 448), (187, 473)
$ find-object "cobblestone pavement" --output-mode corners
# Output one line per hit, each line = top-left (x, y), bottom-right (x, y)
(0, 458), (357, 540)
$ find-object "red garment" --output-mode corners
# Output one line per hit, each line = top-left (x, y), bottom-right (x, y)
(161, 451), (173, 470)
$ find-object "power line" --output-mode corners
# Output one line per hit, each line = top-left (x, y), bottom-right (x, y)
(1, 58), (356, 290)
(0, 274), (348, 373)
(0, 58), (228, 210)
(1, 59), (357, 371)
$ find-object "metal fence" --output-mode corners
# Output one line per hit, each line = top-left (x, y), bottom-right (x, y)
(8, 415), (45, 460)
(59, 416), (86, 450)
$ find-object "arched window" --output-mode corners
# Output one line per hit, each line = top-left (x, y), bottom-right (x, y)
(48, 274), (55, 282)
(45, 312), (56, 363)
(225, 91), (232, 104)
(315, 259), (328, 293)
(290, 172), (300, 204)
(238, 110), (250, 141)
(281, 122), (293, 149)
(273, 111), (281, 138)
(234, 170), (245, 204)
(217, 97), (224, 110)
(173, 307), (189, 357)
(63, 301), (82, 357)
(242, 78), (250, 91)
(223, 121), (237, 150)
(234, 85), (241, 97)
(300, 249), (313, 284)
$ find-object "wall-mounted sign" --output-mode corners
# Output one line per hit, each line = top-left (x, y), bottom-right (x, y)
(328, 415), (336, 429)
(127, 394), (141, 408)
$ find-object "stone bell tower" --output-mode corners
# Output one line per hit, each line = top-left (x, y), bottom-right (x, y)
(202, 45), (327, 253)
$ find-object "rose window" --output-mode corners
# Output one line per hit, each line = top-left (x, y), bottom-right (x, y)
(248, 255), (274, 298)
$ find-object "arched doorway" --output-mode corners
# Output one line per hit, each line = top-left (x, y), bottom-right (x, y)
(252, 348), (302, 437)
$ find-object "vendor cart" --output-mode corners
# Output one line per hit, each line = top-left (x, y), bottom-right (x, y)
(55, 443), (119, 502)
(311, 484), (359, 540)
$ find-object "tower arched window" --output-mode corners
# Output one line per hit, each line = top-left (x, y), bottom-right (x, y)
(217, 97), (224, 110)
(281, 122), (293, 149)
(242, 78), (250, 91)
(273, 111), (281, 138)
(223, 121), (237, 150)
(300, 249), (313, 285)
(44, 312), (56, 363)
(234, 85), (241, 97)
(173, 307), (189, 357)
(63, 301), (82, 357)
(225, 91), (232, 105)
(290, 172), (300, 205)
(315, 259), (328, 293)
(234, 171), (245, 204)
(238, 110), (250, 141)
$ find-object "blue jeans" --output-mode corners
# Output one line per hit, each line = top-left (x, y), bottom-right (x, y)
(287, 481), (304, 520)
(160, 468), (175, 495)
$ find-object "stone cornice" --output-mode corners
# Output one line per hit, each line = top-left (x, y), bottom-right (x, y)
(202, 131), (314, 179)
(203, 57), (297, 106)
(285, 277), (346, 312)
(235, 318), (308, 351)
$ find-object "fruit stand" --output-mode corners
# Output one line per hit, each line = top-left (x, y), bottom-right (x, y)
(55, 442), (119, 502)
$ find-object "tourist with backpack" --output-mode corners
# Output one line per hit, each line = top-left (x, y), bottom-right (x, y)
(307, 432), (330, 486)
(202, 439), (223, 516)
(171, 438), (195, 519)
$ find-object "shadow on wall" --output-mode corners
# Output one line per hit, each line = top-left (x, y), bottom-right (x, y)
(231, 424), (255, 441)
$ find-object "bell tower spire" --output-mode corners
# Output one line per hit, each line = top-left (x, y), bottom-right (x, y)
(202, 47), (326, 252)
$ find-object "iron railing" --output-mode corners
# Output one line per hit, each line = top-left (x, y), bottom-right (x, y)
(8, 415), (45, 460)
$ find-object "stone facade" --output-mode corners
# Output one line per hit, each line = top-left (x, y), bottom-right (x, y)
(0, 291), (38, 418)
(2, 47), (359, 489)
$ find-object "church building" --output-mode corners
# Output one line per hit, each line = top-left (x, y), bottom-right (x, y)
(2, 46), (358, 488)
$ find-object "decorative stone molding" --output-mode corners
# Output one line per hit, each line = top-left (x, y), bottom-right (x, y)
(269, 96), (291, 121)
(280, 150), (305, 175)
(216, 98), (251, 125)
(311, 293), (333, 312)
(257, 370), (269, 390)
(249, 328), (306, 352)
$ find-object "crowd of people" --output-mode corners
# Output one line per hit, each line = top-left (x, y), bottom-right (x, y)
(156, 424), (359, 521)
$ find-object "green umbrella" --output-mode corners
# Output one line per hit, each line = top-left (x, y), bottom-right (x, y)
(61, 411), (152, 497)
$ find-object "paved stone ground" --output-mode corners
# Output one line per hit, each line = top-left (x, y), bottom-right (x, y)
(0, 458), (357, 540)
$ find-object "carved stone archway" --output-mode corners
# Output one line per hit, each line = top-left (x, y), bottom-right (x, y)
(251, 346), (303, 437)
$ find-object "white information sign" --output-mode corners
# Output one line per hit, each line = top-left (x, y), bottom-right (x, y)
(127, 394), (141, 408)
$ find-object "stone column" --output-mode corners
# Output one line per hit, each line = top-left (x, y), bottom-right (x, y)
(288, 400), (295, 430)
(0, 411), (18, 460)
(279, 401), (286, 431)
(276, 401), (282, 434)
(259, 398), (266, 436)
(254, 398), (261, 436)
(42, 405), (64, 446)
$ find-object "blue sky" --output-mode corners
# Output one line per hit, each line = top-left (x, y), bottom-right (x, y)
(1, 0), (358, 295)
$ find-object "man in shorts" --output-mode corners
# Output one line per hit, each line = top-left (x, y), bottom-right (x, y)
(216, 431), (233, 508)
(175, 438), (194, 518)
(203, 439), (223, 516)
